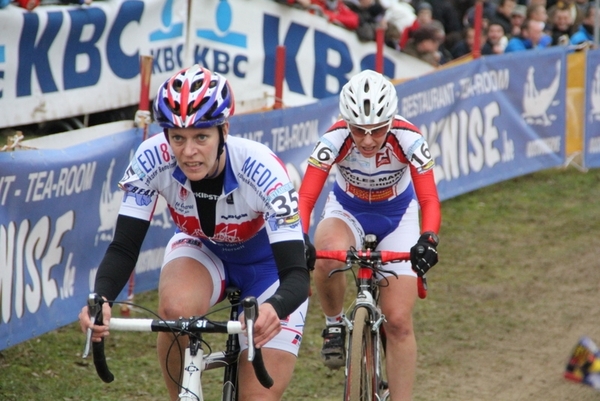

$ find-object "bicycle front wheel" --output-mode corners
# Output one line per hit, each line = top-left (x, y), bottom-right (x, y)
(345, 307), (377, 401)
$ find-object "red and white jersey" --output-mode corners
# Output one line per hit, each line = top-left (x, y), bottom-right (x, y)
(299, 116), (440, 234)
(309, 116), (434, 200)
(117, 134), (303, 260)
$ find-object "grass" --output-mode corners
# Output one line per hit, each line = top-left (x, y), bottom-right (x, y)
(2, 166), (600, 400)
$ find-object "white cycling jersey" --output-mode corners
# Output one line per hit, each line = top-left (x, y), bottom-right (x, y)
(299, 115), (440, 238)
(117, 134), (303, 262)
(307, 116), (435, 204)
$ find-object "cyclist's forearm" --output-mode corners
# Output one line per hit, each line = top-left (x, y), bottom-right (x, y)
(411, 168), (441, 233)
(267, 240), (310, 318)
(94, 215), (150, 302)
(298, 165), (328, 233)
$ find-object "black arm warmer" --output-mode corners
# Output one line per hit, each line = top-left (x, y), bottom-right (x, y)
(265, 240), (310, 319)
(94, 215), (150, 302)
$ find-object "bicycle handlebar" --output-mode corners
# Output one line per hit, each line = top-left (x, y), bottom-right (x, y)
(316, 250), (428, 299)
(242, 297), (273, 389)
(83, 294), (273, 389)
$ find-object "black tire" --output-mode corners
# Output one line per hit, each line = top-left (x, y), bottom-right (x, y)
(345, 307), (377, 401)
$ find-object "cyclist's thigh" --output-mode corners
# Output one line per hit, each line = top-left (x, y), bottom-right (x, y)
(316, 193), (363, 249)
(238, 348), (296, 401)
(376, 199), (420, 278)
(237, 279), (309, 357)
(160, 232), (226, 311)
(379, 275), (418, 321)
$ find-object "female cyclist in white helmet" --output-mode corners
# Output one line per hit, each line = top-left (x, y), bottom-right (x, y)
(299, 69), (441, 401)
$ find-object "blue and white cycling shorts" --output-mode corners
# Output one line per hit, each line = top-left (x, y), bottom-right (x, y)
(320, 191), (421, 278)
(162, 232), (307, 356)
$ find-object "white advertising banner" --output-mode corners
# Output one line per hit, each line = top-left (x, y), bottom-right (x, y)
(190, 0), (434, 107)
(0, 0), (433, 129)
(0, 0), (188, 128)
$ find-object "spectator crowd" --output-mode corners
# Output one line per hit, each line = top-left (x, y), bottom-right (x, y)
(278, 0), (598, 66)
(3, 0), (597, 67)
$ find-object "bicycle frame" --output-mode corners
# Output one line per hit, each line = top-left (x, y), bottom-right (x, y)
(179, 289), (241, 401)
(316, 234), (426, 401)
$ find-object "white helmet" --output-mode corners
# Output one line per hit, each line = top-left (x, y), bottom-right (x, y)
(339, 70), (398, 125)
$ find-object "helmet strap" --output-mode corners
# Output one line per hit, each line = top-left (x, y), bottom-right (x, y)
(205, 125), (226, 179)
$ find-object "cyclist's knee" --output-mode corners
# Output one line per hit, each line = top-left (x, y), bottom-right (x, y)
(384, 315), (414, 341)
(158, 295), (209, 319)
(314, 258), (343, 274)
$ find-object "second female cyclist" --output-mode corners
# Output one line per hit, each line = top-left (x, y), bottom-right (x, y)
(298, 69), (441, 401)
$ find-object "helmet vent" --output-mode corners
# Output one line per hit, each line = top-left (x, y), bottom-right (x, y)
(364, 100), (371, 116)
(206, 101), (219, 119)
(196, 97), (209, 115)
(221, 84), (229, 100)
(168, 100), (180, 114)
(173, 79), (183, 93)
(191, 79), (204, 92)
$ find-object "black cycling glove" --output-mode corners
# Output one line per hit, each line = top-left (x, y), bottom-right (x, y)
(303, 233), (316, 271)
(410, 231), (439, 277)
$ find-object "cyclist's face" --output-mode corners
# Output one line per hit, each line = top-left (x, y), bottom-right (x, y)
(347, 121), (390, 158)
(168, 123), (228, 181)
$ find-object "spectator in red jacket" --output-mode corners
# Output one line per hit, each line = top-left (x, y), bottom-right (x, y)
(399, 1), (433, 49)
(294, 0), (360, 30)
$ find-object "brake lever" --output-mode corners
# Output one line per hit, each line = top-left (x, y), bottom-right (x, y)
(328, 263), (353, 278)
(376, 266), (399, 279)
(82, 293), (103, 358)
(242, 297), (259, 362)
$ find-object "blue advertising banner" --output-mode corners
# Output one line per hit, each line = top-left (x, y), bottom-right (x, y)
(396, 48), (567, 200)
(0, 128), (172, 350)
(583, 49), (600, 168)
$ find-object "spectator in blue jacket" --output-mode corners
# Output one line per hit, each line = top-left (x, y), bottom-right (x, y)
(570, 2), (597, 47)
(505, 19), (551, 52)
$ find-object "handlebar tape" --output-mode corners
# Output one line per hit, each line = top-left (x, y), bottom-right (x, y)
(242, 296), (274, 389)
(93, 340), (115, 383)
(252, 349), (274, 389)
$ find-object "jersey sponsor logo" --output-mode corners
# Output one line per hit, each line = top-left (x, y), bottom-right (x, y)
(307, 156), (332, 171)
(122, 184), (157, 197)
(240, 156), (280, 193)
(266, 212), (300, 231)
(213, 218), (264, 243)
(135, 145), (172, 174)
(128, 159), (147, 181)
(178, 186), (189, 201)
(124, 191), (154, 207)
(375, 148), (391, 168)
(172, 237), (203, 250)
(291, 333), (302, 345)
(346, 184), (396, 202)
(221, 213), (249, 220)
